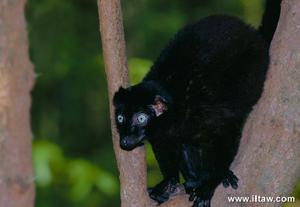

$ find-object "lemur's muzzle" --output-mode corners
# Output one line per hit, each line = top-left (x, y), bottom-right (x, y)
(120, 135), (144, 151)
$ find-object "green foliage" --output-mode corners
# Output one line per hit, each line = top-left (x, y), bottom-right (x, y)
(26, 0), (299, 206)
(33, 141), (65, 187)
(33, 140), (118, 206)
(68, 159), (117, 200)
(128, 58), (152, 84)
(294, 182), (300, 199)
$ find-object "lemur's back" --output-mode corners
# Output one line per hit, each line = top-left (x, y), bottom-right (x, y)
(144, 15), (269, 112)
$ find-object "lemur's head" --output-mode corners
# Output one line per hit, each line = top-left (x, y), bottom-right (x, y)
(113, 81), (171, 151)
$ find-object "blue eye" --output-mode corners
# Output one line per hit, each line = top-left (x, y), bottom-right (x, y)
(137, 114), (147, 124)
(117, 114), (124, 123)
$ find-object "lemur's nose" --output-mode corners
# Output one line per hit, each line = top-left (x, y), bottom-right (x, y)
(120, 136), (139, 151)
(120, 139), (128, 147)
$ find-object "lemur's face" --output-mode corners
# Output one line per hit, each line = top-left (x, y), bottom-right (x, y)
(114, 105), (154, 151)
(113, 85), (168, 151)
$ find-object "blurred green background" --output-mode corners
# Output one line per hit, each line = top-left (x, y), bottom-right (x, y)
(25, 0), (300, 206)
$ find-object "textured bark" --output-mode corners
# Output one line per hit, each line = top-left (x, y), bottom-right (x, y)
(98, 0), (300, 207)
(97, 1), (151, 207)
(212, 1), (300, 206)
(0, 0), (35, 207)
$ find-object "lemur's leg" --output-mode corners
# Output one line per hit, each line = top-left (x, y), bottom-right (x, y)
(179, 143), (238, 207)
(148, 140), (180, 204)
(179, 143), (208, 200)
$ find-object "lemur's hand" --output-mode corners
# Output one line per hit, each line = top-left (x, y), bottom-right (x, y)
(184, 181), (212, 207)
(148, 178), (178, 204)
(222, 170), (238, 189)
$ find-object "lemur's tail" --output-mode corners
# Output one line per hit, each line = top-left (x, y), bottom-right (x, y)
(259, 0), (282, 46)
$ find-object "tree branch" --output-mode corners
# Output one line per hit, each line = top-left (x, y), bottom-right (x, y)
(98, 0), (300, 206)
(212, 1), (300, 206)
(0, 0), (35, 206)
(97, 1), (151, 207)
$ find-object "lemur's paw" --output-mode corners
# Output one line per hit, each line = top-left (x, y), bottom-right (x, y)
(148, 178), (178, 204)
(184, 182), (212, 207)
(190, 190), (212, 207)
(222, 170), (238, 189)
(192, 198), (211, 207)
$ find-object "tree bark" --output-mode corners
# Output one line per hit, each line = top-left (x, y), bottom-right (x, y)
(212, 1), (300, 206)
(0, 0), (35, 207)
(97, 1), (151, 207)
(98, 0), (300, 207)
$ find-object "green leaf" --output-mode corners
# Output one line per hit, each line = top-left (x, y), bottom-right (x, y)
(128, 57), (152, 84)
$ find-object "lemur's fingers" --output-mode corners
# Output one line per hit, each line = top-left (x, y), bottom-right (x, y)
(149, 178), (178, 204)
(149, 191), (169, 204)
(189, 191), (197, 202)
(147, 187), (153, 194)
(229, 179), (238, 189)
(222, 179), (230, 188)
(192, 197), (211, 207)
(225, 170), (239, 189)
(228, 170), (239, 189)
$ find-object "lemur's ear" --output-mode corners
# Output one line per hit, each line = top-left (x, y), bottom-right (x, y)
(151, 95), (168, 117)
(113, 86), (127, 106)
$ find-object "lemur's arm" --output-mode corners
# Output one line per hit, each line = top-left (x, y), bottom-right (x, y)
(180, 143), (238, 206)
(148, 140), (180, 204)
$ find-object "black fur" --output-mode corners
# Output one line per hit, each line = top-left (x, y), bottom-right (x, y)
(113, 1), (281, 206)
(259, 0), (281, 45)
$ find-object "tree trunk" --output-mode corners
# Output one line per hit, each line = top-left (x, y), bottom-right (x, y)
(97, 1), (151, 207)
(98, 0), (300, 207)
(212, 1), (300, 206)
(0, 0), (35, 207)
(0, 0), (34, 207)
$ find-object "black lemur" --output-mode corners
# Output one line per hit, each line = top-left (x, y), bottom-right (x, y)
(113, 0), (281, 206)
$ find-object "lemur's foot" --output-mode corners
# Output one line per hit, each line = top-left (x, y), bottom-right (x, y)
(184, 181), (212, 207)
(188, 188), (212, 207)
(148, 178), (178, 204)
(222, 170), (238, 189)
(192, 197), (211, 207)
